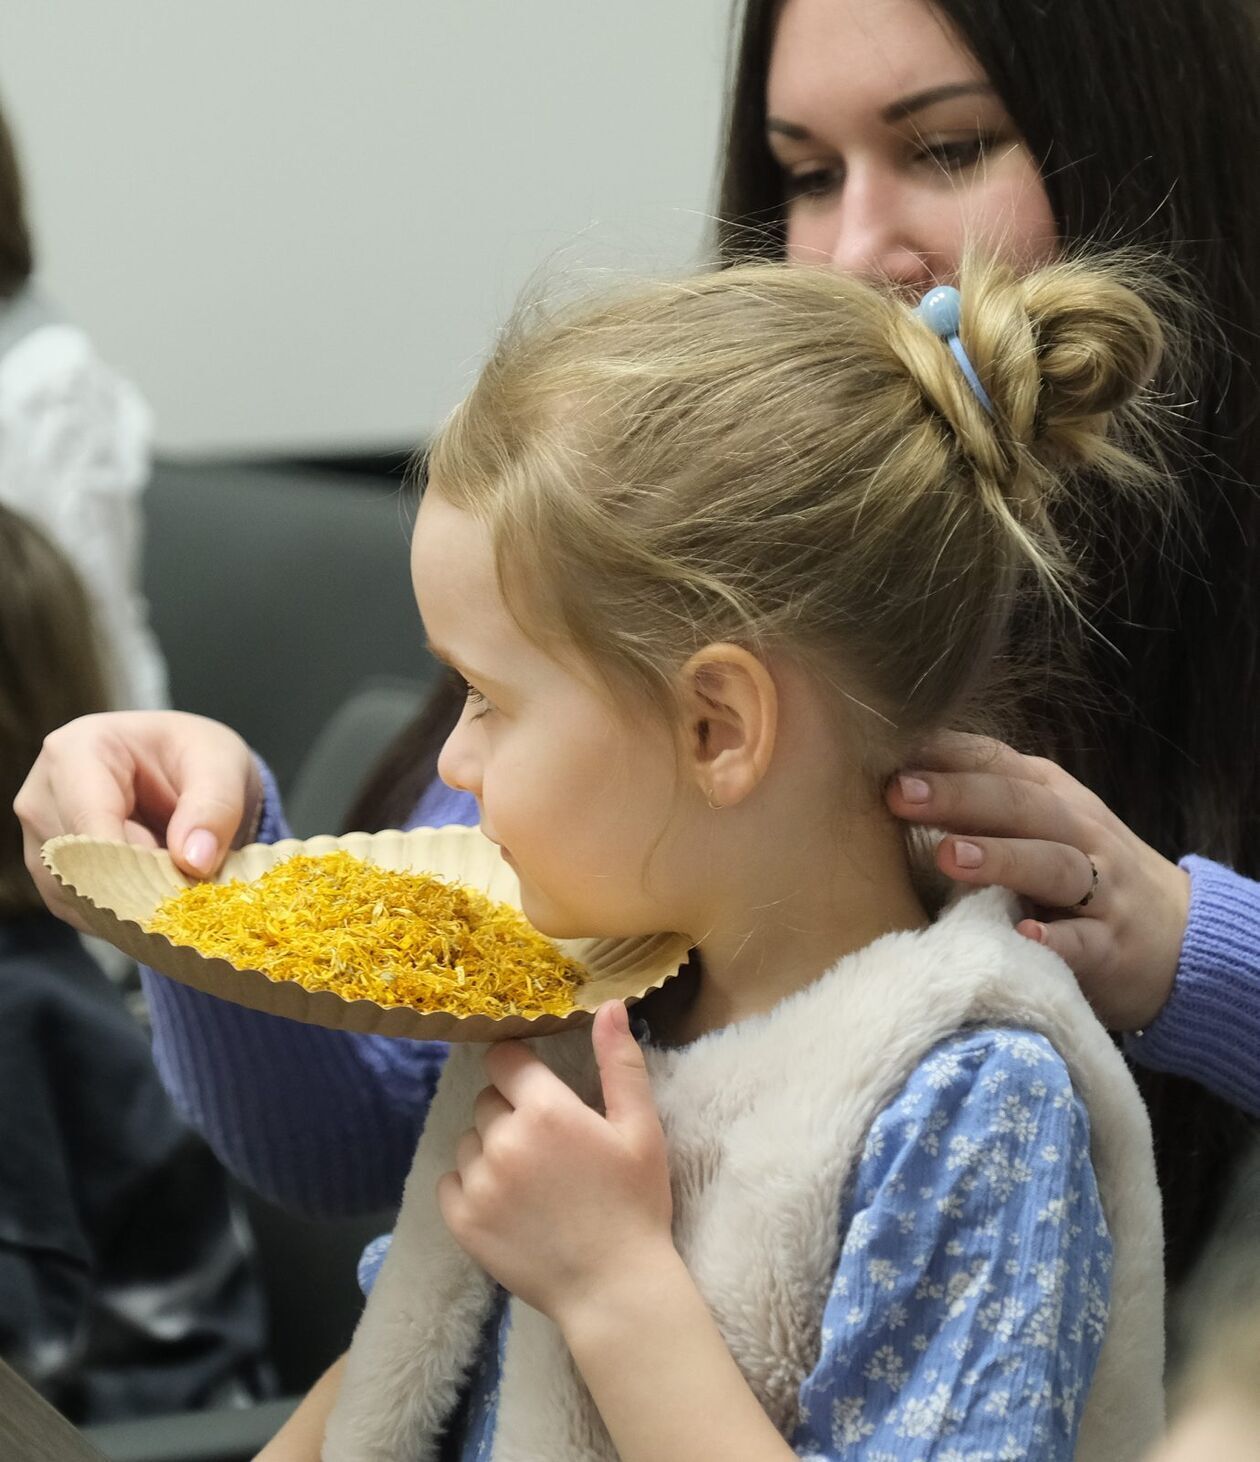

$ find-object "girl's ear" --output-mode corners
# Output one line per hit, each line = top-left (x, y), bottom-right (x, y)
(677, 645), (778, 809)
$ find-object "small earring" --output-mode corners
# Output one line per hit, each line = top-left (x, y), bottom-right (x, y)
(705, 787), (723, 811)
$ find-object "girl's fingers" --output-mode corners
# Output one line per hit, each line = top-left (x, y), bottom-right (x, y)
(454, 1129), (483, 1173)
(472, 1083), (514, 1139)
(935, 835), (1099, 912)
(592, 1000), (655, 1133)
(483, 1040), (563, 1109)
(889, 768), (1088, 850)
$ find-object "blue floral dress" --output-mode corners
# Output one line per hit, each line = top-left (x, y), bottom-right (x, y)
(358, 1025), (1110, 1460)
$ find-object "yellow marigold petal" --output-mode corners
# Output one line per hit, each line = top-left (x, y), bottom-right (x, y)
(147, 851), (582, 1018)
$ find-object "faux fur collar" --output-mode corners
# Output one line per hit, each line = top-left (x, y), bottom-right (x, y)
(325, 890), (1163, 1461)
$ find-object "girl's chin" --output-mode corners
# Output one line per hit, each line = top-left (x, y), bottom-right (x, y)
(519, 888), (612, 943)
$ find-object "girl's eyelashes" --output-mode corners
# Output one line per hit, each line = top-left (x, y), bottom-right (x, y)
(441, 662), (493, 721)
(460, 677), (492, 722)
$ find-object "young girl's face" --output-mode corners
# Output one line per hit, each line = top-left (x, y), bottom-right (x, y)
(767, 0), (1058, 288)
(412, 487), (695, 940)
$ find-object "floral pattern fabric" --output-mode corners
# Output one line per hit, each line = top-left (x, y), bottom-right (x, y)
(358, 1026), (1110, 1460)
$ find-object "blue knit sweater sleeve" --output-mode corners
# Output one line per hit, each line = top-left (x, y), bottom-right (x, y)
(791, 1029), (1110, 1460)
(141, 763), (479, 1218)
(1123, 856), (1260, 1118)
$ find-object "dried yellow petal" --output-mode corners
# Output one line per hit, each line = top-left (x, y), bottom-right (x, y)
(147, 850), (583, 1019)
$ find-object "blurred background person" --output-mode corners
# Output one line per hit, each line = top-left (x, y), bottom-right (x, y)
(0, 95), (166, 712)
(0, 501), (267, 1422)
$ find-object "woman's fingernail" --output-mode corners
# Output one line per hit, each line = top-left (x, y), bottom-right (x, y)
(1022, 921), (1049, 945)
(898, 775), (931, 804)
(183, 828), (219, 874)
(953, 840), (984, 869)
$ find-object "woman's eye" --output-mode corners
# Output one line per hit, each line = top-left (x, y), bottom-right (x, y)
(783, 165), (841, 201)
(916, 135), (997, 174)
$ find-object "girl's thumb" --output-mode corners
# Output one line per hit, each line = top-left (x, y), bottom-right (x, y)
(592, 1000), (655, 1130)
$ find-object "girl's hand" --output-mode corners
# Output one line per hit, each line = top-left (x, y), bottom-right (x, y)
(14, 710), (262, 930)
(437, 1000), (675, 1322)
(886, 733), (1191, 1031)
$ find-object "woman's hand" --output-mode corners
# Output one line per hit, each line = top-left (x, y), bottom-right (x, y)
(437, 1000), (675, 1323)
(14, 710), (262, 930)
(886, 733), (1191, 1031)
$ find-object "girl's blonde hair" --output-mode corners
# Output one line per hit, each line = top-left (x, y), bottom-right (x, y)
(0, 505), (110, 915)
(429, 256), (1169, 773)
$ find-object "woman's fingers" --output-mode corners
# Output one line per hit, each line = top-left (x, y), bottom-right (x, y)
(14, 712), (258, 913)
(935, 834), (1099, 912)
(890, 768), (1088, 849)
(904, 730), (1052, 782)
(884, 732), (1192, 1028)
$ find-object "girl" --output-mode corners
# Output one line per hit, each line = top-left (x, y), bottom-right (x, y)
(267, 254), (1166, 1459)
(13, 0), (1260, 1282)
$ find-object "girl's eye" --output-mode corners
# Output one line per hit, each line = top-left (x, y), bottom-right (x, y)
(460, 677), (492, 722)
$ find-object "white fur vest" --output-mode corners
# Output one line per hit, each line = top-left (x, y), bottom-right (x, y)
(323, 890), (1164, 1461)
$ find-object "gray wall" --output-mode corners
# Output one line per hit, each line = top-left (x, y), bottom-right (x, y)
(0, 1), (733, 453)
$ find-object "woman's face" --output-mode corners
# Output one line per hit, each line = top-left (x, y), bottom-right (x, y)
(767, 0), (1057, 288)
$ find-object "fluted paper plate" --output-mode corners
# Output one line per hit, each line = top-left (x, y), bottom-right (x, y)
(42, 828), (692, 1042)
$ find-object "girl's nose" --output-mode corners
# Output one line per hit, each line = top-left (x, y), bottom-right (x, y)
(436, 716), (481, 797)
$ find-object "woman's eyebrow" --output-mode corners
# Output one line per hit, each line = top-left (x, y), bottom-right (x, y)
(766, 117), (813, 143)
(766, 81), (996, 143)
(880, 82), (995, 123)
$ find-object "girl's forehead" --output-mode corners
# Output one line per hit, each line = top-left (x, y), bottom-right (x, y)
(411, 487), (553, 682)
(411, 491), (502, 632)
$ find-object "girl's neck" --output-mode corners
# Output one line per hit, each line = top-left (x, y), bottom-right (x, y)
(653, 801), (931, 1048)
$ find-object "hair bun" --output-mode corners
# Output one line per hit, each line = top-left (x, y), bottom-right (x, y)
(1018, 259), (1165, 453)
(887, 252), (1174, 598)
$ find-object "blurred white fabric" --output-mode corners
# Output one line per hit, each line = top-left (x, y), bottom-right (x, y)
(0, 288), (168, 710)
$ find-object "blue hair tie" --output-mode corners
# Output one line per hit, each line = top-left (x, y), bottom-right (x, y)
(913, 285), (995, 418)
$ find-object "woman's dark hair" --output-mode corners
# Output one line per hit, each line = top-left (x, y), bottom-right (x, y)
(352, 0), (1260, 1288)
(721, 0), (1260, 878)
(724, 0), (1260, 1296)
(0, 103), (33, 298)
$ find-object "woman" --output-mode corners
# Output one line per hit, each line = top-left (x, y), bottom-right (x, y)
(16, 0), (1260, 1282)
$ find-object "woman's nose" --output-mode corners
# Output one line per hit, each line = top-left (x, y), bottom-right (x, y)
(821, 172), (938, 290)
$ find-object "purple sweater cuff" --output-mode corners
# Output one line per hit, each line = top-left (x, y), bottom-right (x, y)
(1124, 855), (1260, 1118)
(142, 759), (448, 1216)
